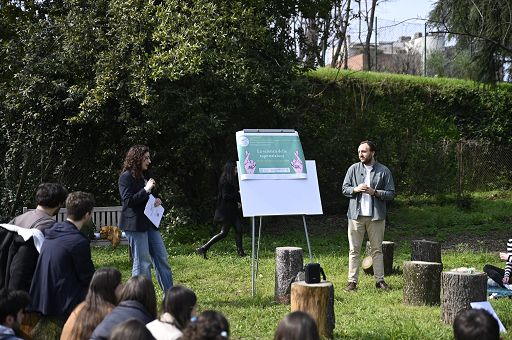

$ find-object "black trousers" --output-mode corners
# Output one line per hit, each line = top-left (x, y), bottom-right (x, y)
(203, 218), (243, 253)
(484, 264), (506, 288)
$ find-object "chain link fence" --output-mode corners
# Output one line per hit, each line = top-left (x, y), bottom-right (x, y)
(456, 139), (512, 194)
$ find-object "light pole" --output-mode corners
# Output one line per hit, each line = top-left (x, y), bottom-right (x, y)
(423, 22), (427, 76)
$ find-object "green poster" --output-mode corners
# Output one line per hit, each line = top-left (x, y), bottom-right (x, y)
(236, 130), (307, 179)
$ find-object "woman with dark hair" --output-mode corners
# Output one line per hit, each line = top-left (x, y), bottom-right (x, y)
(484, 238), (512, 289)
(197, 161), (245, 258)
(273, 311), (320, 340)
(118, 145), (173, 291)
(181, 310), (230, 340)
(61, 267), (122, 340)
(146, 285), (197, 340)
(110, 319), (156, 340)
(90, 275), (157, 340)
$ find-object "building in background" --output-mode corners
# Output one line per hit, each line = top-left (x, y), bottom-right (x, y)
(341, 32), (445, 75)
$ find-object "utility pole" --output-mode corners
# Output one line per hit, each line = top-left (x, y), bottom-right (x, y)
(423, 22), (427, 76)
(375, 17), (378, 71)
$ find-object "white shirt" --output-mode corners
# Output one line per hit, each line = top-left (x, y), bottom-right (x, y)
(146, 312), (183, 340)
(359, 164), (373, 216)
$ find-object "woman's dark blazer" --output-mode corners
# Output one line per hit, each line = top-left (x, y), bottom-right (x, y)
(118, 170), (154, 232)
(213, 180), (241, 224)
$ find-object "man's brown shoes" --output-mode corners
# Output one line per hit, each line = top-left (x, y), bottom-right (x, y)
(344, 282), (357, 292)
(376, 281), (391, 291)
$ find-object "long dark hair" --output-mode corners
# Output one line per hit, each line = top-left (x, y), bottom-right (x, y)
(121, 145), (149, 180)
(69, 267), (122, 340)
(162, 286), (197, 330)
(219, 161), (237, 187)
(120, 275), (157, 319)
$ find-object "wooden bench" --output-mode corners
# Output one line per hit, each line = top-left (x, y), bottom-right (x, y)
(22, 206), (127, 246)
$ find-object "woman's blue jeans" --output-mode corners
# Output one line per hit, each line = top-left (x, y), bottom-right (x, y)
(125, 228), (173, 291)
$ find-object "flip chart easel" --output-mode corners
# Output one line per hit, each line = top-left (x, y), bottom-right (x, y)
(237, 160), (323, 296)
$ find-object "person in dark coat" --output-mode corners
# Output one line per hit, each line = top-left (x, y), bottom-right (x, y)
(118, 145), (173, 292)
(29, 191), (96, 322)
(90, 275), (157, 340)
(197, 161), (245, 258)
(0, 183), (67, 293)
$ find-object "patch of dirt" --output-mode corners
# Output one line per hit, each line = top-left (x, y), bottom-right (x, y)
(441, 231), (510, 252)
(262, 215), (510, 253)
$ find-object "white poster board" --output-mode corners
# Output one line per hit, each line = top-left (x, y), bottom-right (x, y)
(470, 301), (507, 333)
(238, 160), (323, 217)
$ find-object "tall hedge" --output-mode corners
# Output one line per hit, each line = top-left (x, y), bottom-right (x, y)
(1, 1), (511, 223)
(292, 70), (512, 211)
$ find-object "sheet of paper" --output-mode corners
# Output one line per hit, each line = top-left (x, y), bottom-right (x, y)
(470, 301), (507, 333)
(144, 194), (165, 228)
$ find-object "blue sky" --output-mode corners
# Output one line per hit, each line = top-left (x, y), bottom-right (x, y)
(358, 0), (438, 42)
(375, 0), (436, 22)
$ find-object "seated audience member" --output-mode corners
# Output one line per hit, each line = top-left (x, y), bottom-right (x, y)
(10, 183), (68, 234)
(109, 318), (156, 340)
(91, 275), (157, 340)
(0, 183), (67, 292)
(181, 310), (230, 340)
(28, 192), (96, 336)
(61, 267), (122, 340)
(273, 311), (320, 340)
(0, 289), (31, 340)
(484, 239), (512, 288)
(147, 285), (197, 340)
(453, 309), (500, 340)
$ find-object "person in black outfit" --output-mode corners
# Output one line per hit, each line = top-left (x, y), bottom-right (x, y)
(197, 161), (245, 258)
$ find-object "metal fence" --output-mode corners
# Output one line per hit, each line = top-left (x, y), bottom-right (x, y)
(456, 139), (512, 194)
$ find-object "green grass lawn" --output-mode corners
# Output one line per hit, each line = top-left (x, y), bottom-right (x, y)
(92, 192), (512, 339)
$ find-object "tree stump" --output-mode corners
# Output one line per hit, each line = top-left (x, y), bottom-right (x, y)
(411, 240), (442, 263)
(275, 247), (303, 304)
(403, 261), (443, 306)
(441, 270), (487, 324)
(291, 281), (335, 339)
(364, 240), (395, 275)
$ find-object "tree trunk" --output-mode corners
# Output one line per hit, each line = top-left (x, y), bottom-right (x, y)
(364, 0), (378, 71)
(441, 271), (487, 324)
(330, 0), (352, 68)
(291, 281), (335, 339)
(275, 247), (303, 304)
(411, 240), (442, 263)
(403, 261), (443, 306)
(365, 240), (395, 275)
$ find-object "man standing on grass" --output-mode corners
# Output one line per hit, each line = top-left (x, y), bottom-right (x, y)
(342, 140), (395, 291)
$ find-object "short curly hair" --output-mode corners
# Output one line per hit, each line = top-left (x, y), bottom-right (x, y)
(35, 183), (67, 208)
(66, 191), (95, 221)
